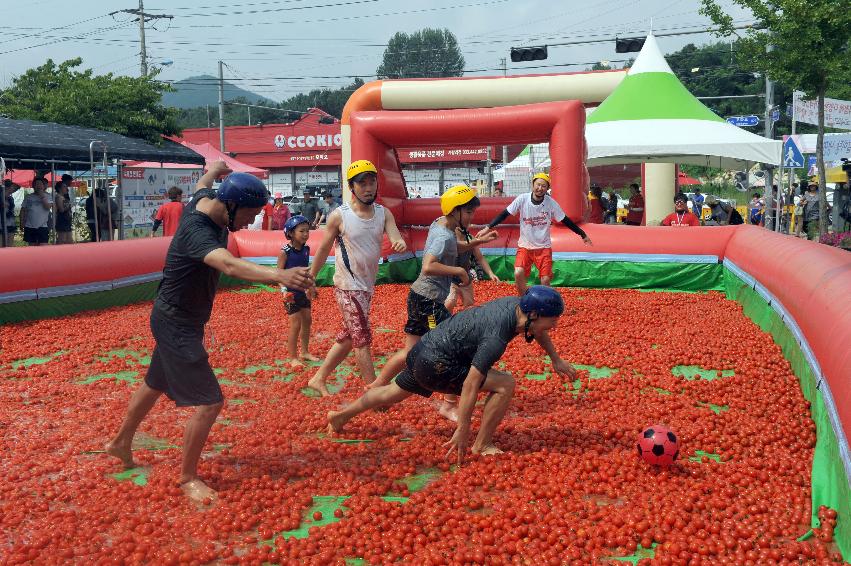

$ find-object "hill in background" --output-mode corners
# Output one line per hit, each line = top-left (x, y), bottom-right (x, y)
(162, 75), (271, 109)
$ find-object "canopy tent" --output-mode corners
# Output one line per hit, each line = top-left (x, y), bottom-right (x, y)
(125, 141), (268, 179)
(584, 34), (782, 169)
(0, 118), (204, 169)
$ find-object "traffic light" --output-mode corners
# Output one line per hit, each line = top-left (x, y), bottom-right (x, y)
(615, 37), (645, 53)
(510, 45), (548, 63)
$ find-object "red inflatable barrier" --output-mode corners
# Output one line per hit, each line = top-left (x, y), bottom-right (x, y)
(0, 238), (169, 294)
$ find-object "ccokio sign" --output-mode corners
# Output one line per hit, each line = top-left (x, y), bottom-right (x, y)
(274, 134), (342, 150)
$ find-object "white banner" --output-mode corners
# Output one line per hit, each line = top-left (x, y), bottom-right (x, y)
(121, 166), (202, 237)
(793, 91), (851, 131)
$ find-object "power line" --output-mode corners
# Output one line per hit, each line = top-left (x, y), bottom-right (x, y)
(158, 0), (383, 17)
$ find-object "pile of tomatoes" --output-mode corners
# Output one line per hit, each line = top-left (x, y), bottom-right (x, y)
(0, 282), (845, 565)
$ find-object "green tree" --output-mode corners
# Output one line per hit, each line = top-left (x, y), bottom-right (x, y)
(376, 28), (464, 79)
(700, 0), (851, 236)
(0, 58), (180, 143)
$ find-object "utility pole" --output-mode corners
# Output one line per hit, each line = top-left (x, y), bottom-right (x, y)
(763, 43), (775, 231)
(500, 57), (507, 77)
(218, 61), (226, 152)
(206, 104), (211, 128)
(111, 2), (173, 77)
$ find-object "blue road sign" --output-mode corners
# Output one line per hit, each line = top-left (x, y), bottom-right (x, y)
(771, 109), (780, 123)
(782, 137), (805, 168)
(726, 115), (760, 127)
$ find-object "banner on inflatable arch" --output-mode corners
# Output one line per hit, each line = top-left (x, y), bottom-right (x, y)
(121, 166), (202, 238)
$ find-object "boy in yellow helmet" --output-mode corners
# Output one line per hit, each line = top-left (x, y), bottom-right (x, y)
(370, 185), (497, 419)
(307, 160), (407, 395)
(485, 172), (592, 294)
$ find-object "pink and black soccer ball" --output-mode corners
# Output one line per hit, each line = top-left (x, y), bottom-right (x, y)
(637, 425), (679, 467)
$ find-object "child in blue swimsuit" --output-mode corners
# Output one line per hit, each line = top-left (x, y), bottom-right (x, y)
(277, 215), (318, 364)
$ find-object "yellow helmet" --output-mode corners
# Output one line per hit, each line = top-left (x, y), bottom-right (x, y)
(441, 184), (478, 215)
(532, 172), (551, 186)
(347, 159), (378, 182)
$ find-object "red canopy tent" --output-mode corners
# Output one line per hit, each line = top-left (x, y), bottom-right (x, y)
(125, 141), (268, 179)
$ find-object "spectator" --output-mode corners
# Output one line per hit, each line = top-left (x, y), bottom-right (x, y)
(705, 195), (743, 225)
(270, 193), (291, 230)
(588, 184), (606, 224)
(54, 181), (74, 244)
(493, 186), (504, 197)
(85, 187), (118, 242)
(661, 193), (700, 227)
(604, 191), (619, 224)
(299, 189), (321, 228)
(748, 191), (764, 226)
(690, 187), (705, 221)
(21, 178), (53, 246)
(151, 186), (185, 238)
(625, 183), (644, 226)
(261, 197), (275, 230)
(319, 191), (339, 224)
(2, 180), (20, 247)
(801, 183), (821, 240)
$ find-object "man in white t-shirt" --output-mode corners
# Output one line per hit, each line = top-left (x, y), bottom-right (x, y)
(21, 177), (53, 246)
(485, 173), (592, 294)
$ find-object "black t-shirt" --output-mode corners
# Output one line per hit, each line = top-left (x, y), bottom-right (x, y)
(153, 189), (227, 324)
(419, 296), (520, 375)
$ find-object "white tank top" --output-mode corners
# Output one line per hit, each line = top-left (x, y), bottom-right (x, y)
(333, 203), (385, 291)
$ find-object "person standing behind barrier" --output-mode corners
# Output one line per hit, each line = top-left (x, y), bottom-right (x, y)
(319, 191), (339, 225)
(3, 180), (21, 247)
(605, 191), (619, 224)
(54, 181), (73, 244)
(270, 194), (291, 230)
(107, 161), (315, 504)
(625, 183), (644, 226)
(661, 194), (700, 227)
(749, 192), (764, 226)
(802, 183), (821, 240)
(21, 177), (52, 246)
(306, 160), (407, 396)
(690, 187), (705, 222)
(588, 185), (606, 224)
(485, 172), (592, 295)
(300, 189), (321, 229)
(151, 186), (185, 238)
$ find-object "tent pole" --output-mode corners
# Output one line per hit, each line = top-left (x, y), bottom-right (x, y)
(50, 161), (57, 244)
(0, 157), (7, 248)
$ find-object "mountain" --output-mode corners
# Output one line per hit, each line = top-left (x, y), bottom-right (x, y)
(162, 75), (272, 109)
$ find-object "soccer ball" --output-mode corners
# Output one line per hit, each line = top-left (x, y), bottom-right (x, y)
(637, 425), (679, 467)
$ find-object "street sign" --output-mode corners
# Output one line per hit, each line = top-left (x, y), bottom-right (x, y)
(726, 115), (760, 127)
(782, 137), (805, 168)
(771, 109), (780, 123)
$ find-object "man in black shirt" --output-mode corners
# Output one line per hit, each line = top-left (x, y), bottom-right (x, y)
(328, 286), (576, 464)
(107, 161), (315, 503)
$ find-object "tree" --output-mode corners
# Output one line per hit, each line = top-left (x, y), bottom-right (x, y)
(0, 58), (180, 144)
(376, 28), (464, 79)
(700, 0), (851, 237)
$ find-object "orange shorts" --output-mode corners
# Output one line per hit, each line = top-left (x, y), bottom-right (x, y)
(515, 247), (553, 278)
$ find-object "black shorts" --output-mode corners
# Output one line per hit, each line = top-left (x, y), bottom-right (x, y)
(394, 341), (471, 398)
(144, 310), (223, 407)
(284, 291), (311, 315)
(23, 226), (49, 244)
(403, 290), (451, 336)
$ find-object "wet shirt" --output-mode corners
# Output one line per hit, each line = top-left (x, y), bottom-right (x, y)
(153, 189), (228, 325)
(411, 219), (457, 302)
(419, 296), (520, 376)
(506, 193), (566, 249)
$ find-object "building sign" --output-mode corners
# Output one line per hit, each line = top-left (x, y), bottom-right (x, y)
(273, 133), (343, 150)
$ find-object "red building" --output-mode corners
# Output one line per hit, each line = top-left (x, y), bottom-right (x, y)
(179, 108), (508, 197)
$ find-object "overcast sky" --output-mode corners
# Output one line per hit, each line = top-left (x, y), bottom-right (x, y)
(2, 0), (753, 101)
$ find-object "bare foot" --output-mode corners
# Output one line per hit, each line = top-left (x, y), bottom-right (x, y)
(287, 357), (305, 367)
(327, 410), (346, 434)
(473, 444), (504, 456)
(181, 478), (217, 504)
(307, 375), (330, 397)
(105, 441), (136, 469)
(300, 353), (320, 362)
(437, 400), (459, 422)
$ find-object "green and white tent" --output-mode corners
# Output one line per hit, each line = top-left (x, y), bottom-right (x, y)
(585, 34), (782, 169)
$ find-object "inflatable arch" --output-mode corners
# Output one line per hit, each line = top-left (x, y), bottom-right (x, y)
(348, 100), (587, 224)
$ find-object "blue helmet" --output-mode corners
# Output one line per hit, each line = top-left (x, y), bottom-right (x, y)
(520, 285), (564, 318)
(284, 214), (310, 235)
(216, 173), (269, 208)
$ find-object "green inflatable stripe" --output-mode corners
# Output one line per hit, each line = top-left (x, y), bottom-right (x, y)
(723, 268), (849, 558)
